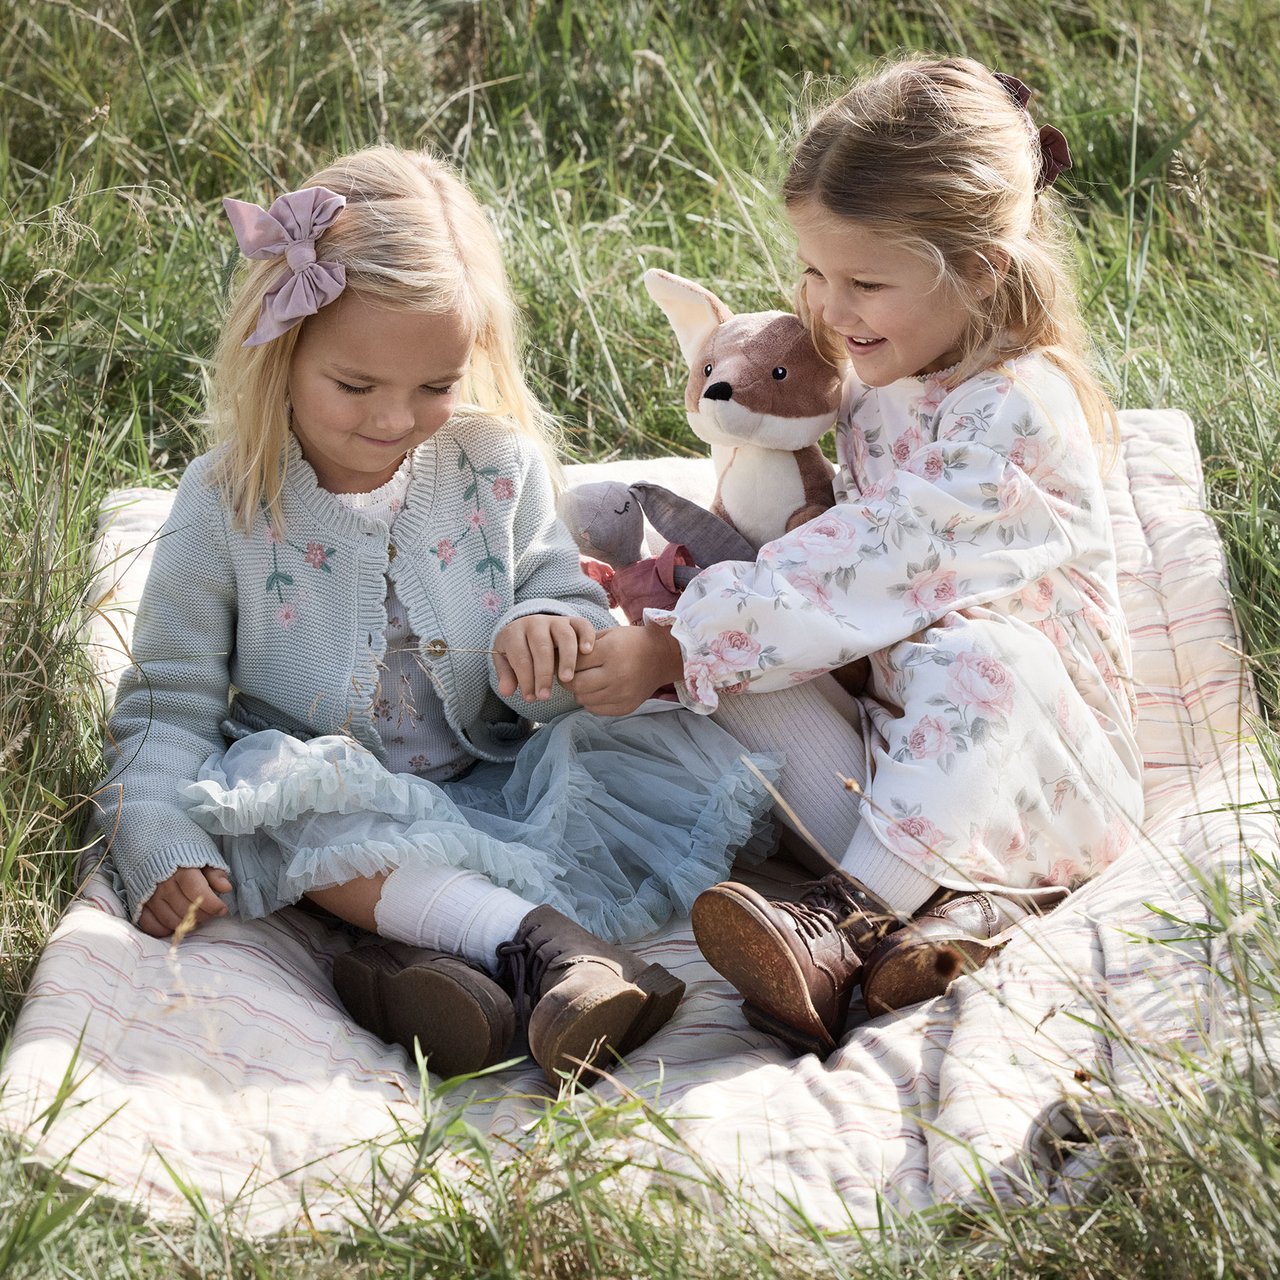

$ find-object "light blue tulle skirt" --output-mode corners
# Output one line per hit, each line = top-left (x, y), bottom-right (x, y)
(180, 701), (780, 944)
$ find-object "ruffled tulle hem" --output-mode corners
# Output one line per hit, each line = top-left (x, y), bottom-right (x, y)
(181, 718), (781, 943)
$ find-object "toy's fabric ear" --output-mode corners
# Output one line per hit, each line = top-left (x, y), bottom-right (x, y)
(631, 482), (756, 568)
(643, 269), (733, 366)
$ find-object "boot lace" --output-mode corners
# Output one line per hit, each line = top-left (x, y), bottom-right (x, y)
(790, 874), (897, 944)
(495, 936), (551, 1030)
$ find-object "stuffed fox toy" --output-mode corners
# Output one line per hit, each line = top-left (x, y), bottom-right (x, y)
(643, 267), (840, 549)
(559, 270), (842, 623)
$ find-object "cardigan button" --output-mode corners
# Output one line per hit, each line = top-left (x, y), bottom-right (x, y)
(425, 638), (447, 658)
(387, 541), (397, 561)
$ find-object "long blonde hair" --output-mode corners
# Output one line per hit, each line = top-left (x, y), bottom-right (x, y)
(209, 145), (558, 528)
(784, 56), (1116, 449)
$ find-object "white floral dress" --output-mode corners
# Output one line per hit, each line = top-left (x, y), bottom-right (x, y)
(652, 353), (1145, 892)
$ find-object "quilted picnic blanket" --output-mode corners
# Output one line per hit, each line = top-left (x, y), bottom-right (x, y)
(1, 408), (1276, 1235)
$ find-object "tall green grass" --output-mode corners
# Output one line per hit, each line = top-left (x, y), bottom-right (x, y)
(1, 0), (1278, 1273)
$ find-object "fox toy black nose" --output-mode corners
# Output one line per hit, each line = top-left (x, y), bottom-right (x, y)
(703, 381), (733, 401)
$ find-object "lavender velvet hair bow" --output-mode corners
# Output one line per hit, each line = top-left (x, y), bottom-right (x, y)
(223, 186), (348, 347)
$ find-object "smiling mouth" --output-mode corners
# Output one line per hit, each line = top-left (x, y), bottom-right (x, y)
(845, 335), (885, 350)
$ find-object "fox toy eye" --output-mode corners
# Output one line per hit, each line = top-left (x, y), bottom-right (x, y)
(703, 363), (713, 376)
(772, 366), (787, 380)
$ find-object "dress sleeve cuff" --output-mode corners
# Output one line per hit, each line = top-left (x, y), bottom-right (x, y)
(641, 607), (720, 714)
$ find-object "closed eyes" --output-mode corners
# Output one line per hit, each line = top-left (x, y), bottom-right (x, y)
(802, 266), (884, 292)
(335, 380), (456, 396)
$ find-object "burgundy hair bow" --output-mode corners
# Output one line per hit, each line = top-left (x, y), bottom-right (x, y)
(992, 71), (1073, 192)
(223, 186), (348, 347)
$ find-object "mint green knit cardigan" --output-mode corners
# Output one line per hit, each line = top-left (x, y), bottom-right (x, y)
(96, 410), (615, 919)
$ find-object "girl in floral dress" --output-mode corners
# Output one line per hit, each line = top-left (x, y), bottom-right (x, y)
(573, 57), (1144, 1053)
(94, 145), (778, 1086)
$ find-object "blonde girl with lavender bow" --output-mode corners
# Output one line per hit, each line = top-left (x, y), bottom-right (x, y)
(572, 57), (1145, 1054)
(94, 145), (779, 1086)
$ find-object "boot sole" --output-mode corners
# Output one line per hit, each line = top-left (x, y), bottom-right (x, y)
(533, 963), (685, 1086)
(860, 932), (1002, 1017)
(740, 1000), (834, 1056)
(691, 886), (837, 1053)
(333, 945), (515, 1078)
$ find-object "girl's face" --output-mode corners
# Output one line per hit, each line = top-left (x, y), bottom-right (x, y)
(788, 202), (982, 387)
(287, 292), (473, 493)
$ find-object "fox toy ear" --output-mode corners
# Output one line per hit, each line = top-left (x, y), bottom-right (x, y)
(643, 269), (733, 366)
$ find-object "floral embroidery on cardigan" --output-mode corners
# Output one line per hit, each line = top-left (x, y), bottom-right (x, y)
(264, 519), (337, 624)
(430, 446), (511, 591)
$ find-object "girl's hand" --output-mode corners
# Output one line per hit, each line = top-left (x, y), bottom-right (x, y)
(138, 866), (233, 939)
(572, 625), (686, 717)
(494, 614), (596, 702)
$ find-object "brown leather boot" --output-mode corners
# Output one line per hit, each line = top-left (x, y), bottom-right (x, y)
(859, 888), (1069, 1016)
(691, 874), (898, 1055)
(333, 940), (516, 1078)
(496, 906), (685, 1087)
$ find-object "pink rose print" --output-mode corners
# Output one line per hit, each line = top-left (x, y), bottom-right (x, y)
(886, 815), (946, 857)
(277, 603), (298, 629)
(436, 539), (457, 565)
(480, 589), (501, 615)
(1006, 434), (1042, 474)
(1033, 614), (1070, 651)
(1039, 472), (1076, 506)
(846, 424), (870, 479)
(389, 497), (403, 515)
(904, 566), (957, 613)
(996, 469), (1023, 512)
(788, 668), (831, 685)
(1019, 576), (1055, 614)
(858, 475), (892, 505)
(919, 447), (946, 482)
(709, 629), (762, 669)
(266, 524), (285, 545)
(467, 510), (487, 529)
(789, 568), (834, 612)
(491, 476), (514, 502)
(790, 513), (860, 567)
(304, 542), (329, 569)
(912, 381), (947, 416)
(684, 656), (727, 706)
(946, 650), (1015, 718)
(1041, 858), (1082, 888)
(906, 715), (951, 761)
(1005, 818), (1031, 858)
(890, 425), (924, 466)
(409, 754), (430, 772)
(871, 649), (900, 696)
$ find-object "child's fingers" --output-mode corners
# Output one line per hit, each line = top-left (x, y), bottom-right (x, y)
(143, 891), (185, 936)
(205, 867), (233, 894)
(492, 648), (520, 698)
(174, 867), (228, 917)
(550, 616), (591, 684)
(568, 616), (596, 655)
(137, 905), (169, 938)
(524, 625), (558, 701)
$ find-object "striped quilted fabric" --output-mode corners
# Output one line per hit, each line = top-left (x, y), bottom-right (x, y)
(1, 408), (1275, 1234)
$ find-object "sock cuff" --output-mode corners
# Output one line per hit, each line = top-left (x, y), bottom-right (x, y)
(841, 823), (939, 914)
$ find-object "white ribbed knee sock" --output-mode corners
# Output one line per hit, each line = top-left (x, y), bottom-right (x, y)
(711, 675), (866, 864)
(373, 865), (535, 975)
(710, 674), (941, 914)
(839, 822), (939, 915)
